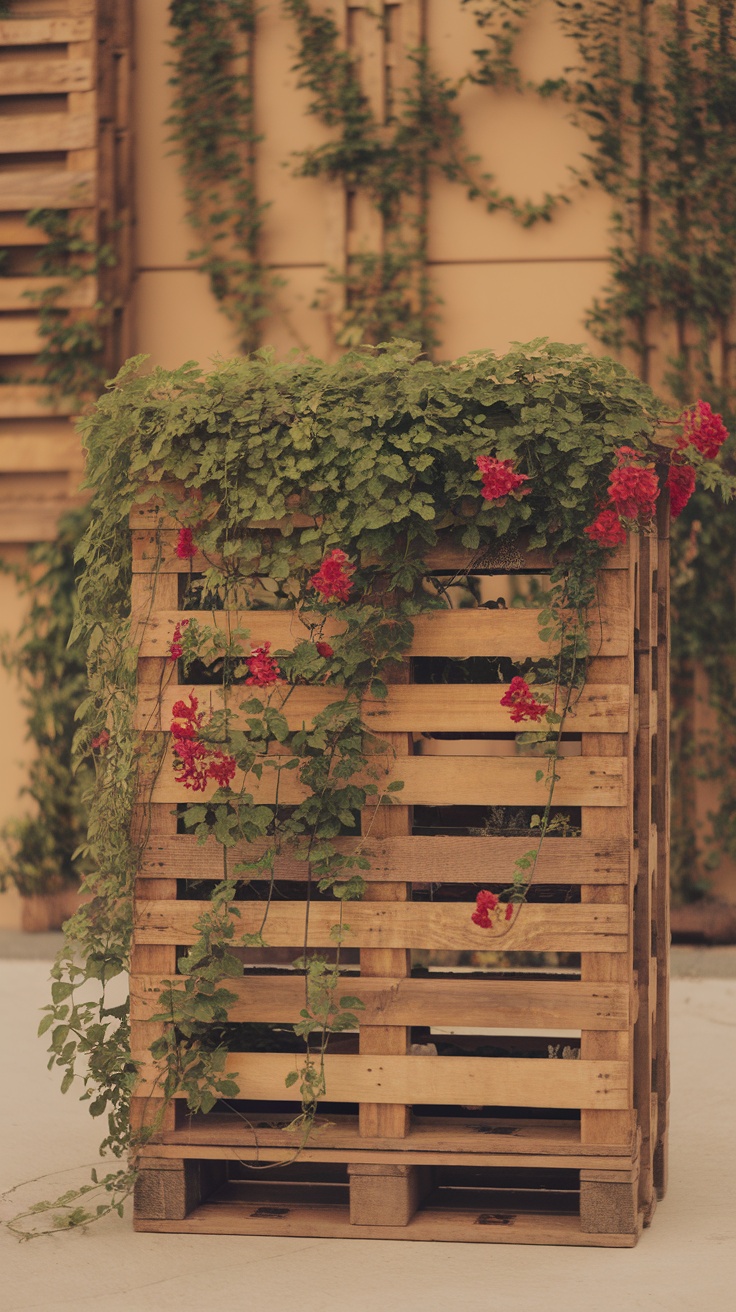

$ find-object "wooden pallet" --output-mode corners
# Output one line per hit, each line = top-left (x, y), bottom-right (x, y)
(0, 0), (132, 542)
(129, 507), (669, 1244)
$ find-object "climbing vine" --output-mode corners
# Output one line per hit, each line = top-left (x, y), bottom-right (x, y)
(16, 336), (731, 1238)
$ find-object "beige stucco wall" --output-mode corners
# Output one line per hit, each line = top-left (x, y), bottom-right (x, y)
(131, 0), (612, 368)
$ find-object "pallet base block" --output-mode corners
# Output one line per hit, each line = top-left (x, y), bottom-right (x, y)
(133, 1158), (227, 1222)
(348, 1163), (431, 1226)
(579, 1171), (639, 1235)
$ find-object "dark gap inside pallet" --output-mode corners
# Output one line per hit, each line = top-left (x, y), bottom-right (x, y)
(175, 879), (581, 905)
(412, 655), (553, 686)
(175, 802), (360, 838)
(174, 1022), (582, 1057)
(174, 947), (581, 975)
(175, 1109), (583, 1138)
(411, 804), (582, 838)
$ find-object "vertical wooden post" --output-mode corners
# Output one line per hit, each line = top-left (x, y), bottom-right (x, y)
(653, 502), (671, 1197)
(580, 558), (638, 1233)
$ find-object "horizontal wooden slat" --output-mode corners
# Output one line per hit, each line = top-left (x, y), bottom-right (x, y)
(0, 57), (93, 94)
(0, 385), (75, 418)
(0, 215), (51, 245)
(149, 749), (627, 807)
(0, 112), (95, 152)
(142, 1142), (631, 1171)
(0, 497), (81, 542)
(134, 900), (628, 952)
(0, 276), (96, 310)
(134, 1050), (629, 1109)
(131, 528), (629, 574)
(0, 431), (83, 473)
(0, 315), (41, 353)
(141, 832), (630, 884)
(0, 168), (94, 211)
(137, 681), (629, 735)
(136, 606), (629, 660)
(131, 974), (630, 1029)
(0, 18), (93, 44)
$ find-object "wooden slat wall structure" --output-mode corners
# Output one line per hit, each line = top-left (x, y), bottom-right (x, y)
(0, 0), (133, 543)
(129, 508), (670, 1246)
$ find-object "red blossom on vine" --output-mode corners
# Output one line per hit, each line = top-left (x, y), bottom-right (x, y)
(169, 618), (190, 661)
(207, 751), (237, 788)
(91, 729), (109, 752)
(679, 399), (729, 459)
(607, 446), (659, 522)
(666, 461), (696, 519)
(171, 693), (209, 791)
(175, 526), (196, 559)
(245, 641), (281, 687)
(500, 676), (548, 724)
(476, 455), (529, 501)
(505, 901), (515, 922)
(309, 549), (355, 603)
(316, 641), (334, 659)
(584, 507), (627, 548)
(471, 889), (499, 929)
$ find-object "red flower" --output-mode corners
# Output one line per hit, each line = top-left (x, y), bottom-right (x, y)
(245, 641), (281, 687)
(207, 751), (237, 788)
(309, 549), (355, 603)
(680, 399), (729, 459)
(316, 641), (334, 659)
(667, 461), (696, 519)
(175, 526), (196, 560)
(91, 729), (109, 752)
(504, 901), (514, 922)
(476, 455), (529, 501)
(500, 676), (548, 724)
(169, 618), (190, 662)
(584, 508), (627, 548)
(472, 889), (499, 929)
(607, 447), (659, 522)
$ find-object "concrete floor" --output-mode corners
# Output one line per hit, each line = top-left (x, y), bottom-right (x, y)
(0, 947), (734, 1312)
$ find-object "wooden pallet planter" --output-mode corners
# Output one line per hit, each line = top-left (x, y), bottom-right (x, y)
(129, 504), (669, 1246)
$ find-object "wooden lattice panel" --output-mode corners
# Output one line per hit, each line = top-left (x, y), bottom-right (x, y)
(129, 508), (669, 1245)
(0, 0), (132, 541)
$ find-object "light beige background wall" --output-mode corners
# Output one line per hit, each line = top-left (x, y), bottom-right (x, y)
(132, 0), (612, 368)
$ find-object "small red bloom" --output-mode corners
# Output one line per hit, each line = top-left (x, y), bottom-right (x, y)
(505, 901), (514, 922)
(168, 618), (190, 662)
(245, 641), (281, 687)
(500, 676), (548, 724)
(584, 508), (627, 548)
(309, 549), (355, 603)
(91, 729), (109, 752)
(316, 641), (334, 659)
(207, 751), (237, 788)
(175, 526), (196, 560)
(607, 446), (659, 522)
(680, 399), (729, 459)
(476, 455), (529, 501)
(472, 888), (499, 929)
(666, 461), (696, 519)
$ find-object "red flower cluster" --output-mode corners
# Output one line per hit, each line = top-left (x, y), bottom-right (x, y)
(584, 508), (627, 548)
(680, 399), (729, 459)
(666, 461), (697, 519)
(175, 526), (196, 560)
(316, 641), (334, 659)
(476, 455), (529, 501)
(607, 446), (659, 522)
(471, 889), (499, 928)
(91, 729), (110, 752)
(245, 641), (281, 687)
(170, 693), (236, 792)
(309, 549), (355, 603)
(169, 618), (190, 662)
(500, 676), (548, 724)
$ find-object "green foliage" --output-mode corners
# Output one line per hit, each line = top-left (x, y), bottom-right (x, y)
(0, 508), (92, 897)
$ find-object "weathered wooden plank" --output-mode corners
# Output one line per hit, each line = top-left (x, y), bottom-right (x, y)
(134, 900), (628, 952)
(141, 831), (630, 884)
(0, 169), (94, 211)
(0, 431), (84, 472)
(0, 17), (93, 44)
(135, 1050), (630, 1110)
(137, 681), (630, 735)
(0, 385), (75, 417)
(149, 749), (627, 807)
(131, 974), (630, 1030)
(0, 276), (96, 311)
(0, 315), (42, 353)
(0, 112), (94, 153)
(0, 215), (51, 245)
(136, 606), (630, 660)
(0, 57), (93, 94)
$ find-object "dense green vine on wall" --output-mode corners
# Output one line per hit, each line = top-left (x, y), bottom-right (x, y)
(167, 0), (277, 353)
(21, 338), (714, 1235)
(0, 508), (93, 899)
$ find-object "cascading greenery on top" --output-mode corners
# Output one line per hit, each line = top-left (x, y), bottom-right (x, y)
(17, 337), (731, 1238)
